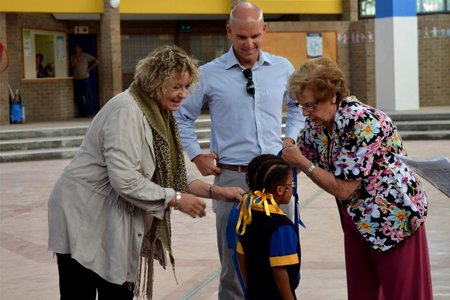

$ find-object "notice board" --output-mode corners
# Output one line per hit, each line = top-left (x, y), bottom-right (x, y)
(264, 31), (337, 69)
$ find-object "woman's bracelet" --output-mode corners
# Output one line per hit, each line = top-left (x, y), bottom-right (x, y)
(304, 164), (316, 177)
(209, 185), (214, 198)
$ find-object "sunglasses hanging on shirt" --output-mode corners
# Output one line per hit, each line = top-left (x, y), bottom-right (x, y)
(243, 68), (255, 96)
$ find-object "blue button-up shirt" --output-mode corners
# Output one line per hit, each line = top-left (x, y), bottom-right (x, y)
(175, 47), (305, 165)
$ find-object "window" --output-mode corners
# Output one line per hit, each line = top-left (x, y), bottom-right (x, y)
(417, 0), (448, 12)
(359, 0), (449, 18)
(22, 29), (68, 79)
(359, 0), (376, 18)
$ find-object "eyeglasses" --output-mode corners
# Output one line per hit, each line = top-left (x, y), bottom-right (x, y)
(296, 101), (319, 112)
(283, 183), (295, 189)
(243, 68), (255, 96)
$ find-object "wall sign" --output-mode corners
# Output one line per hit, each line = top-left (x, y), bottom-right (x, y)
(306, 32), (323, 58)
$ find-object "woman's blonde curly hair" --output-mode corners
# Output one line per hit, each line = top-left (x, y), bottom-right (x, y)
(287, 57), (350, 104)
(134, 45), (199, 99)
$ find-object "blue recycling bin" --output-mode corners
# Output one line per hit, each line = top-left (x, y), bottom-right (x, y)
(10, 102), (24, 124)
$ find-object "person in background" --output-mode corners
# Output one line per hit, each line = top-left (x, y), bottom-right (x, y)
(174, 2), (305, 298)
(45, 62), (55, 77)
(235, 154), (300, 300)
(282, 56), (432, 299)
(36, 53), (48, 78)
(48, 45), (244, 300)
(70, 43), (99, 117)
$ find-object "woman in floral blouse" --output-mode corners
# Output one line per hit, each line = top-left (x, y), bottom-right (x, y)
(282, 57), (432, 299)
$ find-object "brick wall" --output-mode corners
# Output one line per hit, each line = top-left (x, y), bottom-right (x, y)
(349, 19), (376, 106)
(19, 79), (74, 121)
(5, 13), (75, 122)
(418, 14), (450, 106)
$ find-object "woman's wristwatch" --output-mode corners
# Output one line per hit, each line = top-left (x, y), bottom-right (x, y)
(304, 164), (316, 177)
(173, 192), (181, 210)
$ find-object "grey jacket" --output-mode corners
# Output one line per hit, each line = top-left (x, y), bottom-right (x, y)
(48, 89), (175, 284)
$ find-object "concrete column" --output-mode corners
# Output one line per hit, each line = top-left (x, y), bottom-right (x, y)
(375, 0), (419, 110)
(99, 0), (122, 107)
(0, 13), (9, 125)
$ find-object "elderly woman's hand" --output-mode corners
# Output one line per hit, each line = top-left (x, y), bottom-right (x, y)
(283, 137), (296, 146)
(210, 185), (245, 202)
(281, 144), (304, 168)
(175, 193), (207, 218)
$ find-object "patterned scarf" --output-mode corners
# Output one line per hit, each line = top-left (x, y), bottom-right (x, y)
(129, 81), (188, 299)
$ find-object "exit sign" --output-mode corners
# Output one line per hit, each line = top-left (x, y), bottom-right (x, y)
(74, 26), (89, 34)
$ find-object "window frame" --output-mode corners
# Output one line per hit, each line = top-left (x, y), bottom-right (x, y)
(22, 28), (69, 80)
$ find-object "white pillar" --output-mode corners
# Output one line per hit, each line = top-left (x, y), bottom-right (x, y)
(375, 0), (419, 111)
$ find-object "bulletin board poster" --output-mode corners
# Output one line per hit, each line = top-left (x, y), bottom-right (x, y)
(306, 32), (323, 58)
(23, 30), (31, 57)
(264, 31), (337, 69)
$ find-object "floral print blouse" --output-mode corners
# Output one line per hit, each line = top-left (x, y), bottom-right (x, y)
(298, 96), (428, 251)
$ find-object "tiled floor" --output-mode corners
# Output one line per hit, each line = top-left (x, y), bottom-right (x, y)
(0, 140), (449, 299)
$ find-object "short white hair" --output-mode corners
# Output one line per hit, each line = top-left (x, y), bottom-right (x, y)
(229, 1), (264, 23)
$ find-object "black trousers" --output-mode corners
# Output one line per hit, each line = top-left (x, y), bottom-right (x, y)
(56, 253), (134, 300)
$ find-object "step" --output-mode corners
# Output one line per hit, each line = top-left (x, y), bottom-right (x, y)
(198, 138), (210, 149)
(395, 120), (450, 131)
(387, 111), (450, 122)
(1, 112), (449, 163)
(0, 147), (79, 163)
(0, 118), (210, 140)
(193, 118), (212, 129)
(195, 128), (212, 141)
(0, 126), (89, 140)
(398, 130), (450, 140)
(0, 136), (84, 152)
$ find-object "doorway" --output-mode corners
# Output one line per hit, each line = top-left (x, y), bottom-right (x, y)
(68, 34), (99, 115)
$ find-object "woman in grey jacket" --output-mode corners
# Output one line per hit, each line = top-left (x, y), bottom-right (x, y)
(48, 45), (243, 300)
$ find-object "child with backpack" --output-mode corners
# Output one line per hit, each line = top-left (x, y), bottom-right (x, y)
(235, 154), (301, 300)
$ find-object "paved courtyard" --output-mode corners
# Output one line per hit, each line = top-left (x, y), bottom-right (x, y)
(0, 140), (449, 299)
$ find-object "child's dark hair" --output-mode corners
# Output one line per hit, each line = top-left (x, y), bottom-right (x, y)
(246, 154), (291, 194)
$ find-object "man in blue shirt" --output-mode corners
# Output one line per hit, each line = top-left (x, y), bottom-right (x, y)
(174, 2), (305, 299)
